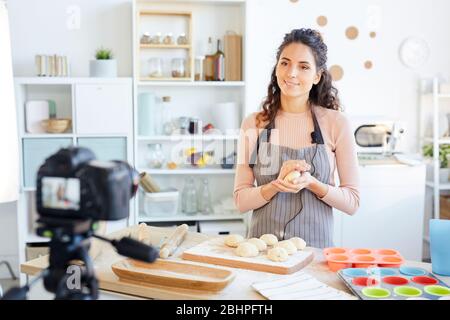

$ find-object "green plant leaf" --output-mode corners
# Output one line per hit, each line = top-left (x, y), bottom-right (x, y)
(95, 47), (113, 60)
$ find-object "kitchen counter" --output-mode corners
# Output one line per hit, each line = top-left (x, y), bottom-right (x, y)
(20, 226), (450, 300)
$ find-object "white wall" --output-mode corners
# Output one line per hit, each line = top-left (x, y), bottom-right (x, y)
(8, 0), (132, 77)
(245, 0), (450, 153)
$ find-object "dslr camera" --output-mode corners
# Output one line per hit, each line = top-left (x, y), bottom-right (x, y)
(36, 147), (138, 221)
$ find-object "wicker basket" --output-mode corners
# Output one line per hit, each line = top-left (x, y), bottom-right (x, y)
(41, 118), (71, 133)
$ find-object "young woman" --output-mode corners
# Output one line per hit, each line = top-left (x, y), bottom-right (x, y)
(233, 28), (360, 248)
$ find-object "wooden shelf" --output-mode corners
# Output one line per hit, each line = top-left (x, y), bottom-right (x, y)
(139, 10), (192, 17)
(140, 44), (191, 49)
(138, 213), (244, 223)
(139, 77), (192, 82)
(139, 168), (235, 175)
(137, 134), (239, 141)
(14, 77), (132, 85)
(137, 80), (245, 87)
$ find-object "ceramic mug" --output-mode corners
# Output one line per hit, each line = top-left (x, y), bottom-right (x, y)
(430, 219), (450, 276)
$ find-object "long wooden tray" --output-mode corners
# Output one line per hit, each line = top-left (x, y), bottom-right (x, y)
(111, 258), (235, 291)
(182, 237), (314, 274)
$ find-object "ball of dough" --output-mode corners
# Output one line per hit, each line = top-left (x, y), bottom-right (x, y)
(275, 240), (297, 255)
(260, 234), (278, 246)
(235, 242), (259, 257)
(289, 237), (307, 250)
(284, 170), (301, 183)
(224, 234), (244, 248)
(267, 247), (289, 262)
(247, 238), (267, 251)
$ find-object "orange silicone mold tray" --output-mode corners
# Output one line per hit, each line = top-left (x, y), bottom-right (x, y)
(323, 247), (405, 272)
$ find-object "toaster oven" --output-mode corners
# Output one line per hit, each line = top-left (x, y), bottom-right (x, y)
(349, 116), (406, 154)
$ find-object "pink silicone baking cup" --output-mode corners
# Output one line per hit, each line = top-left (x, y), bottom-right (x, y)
(323, 247), (405, 271)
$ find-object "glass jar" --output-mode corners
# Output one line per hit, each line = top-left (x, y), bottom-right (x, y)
(146, 143), (165, 168)
(177, 33), (188, 45)
(195, 56), (205, 81)
(140, 32), (151, 44)
(178, 117), (189, 135)
(163, 33), (174, 45)
(150, 32), (162, 44)
(148, 58), (163, 78)
(171, 58), (186, 78)
(197, 179), (213, 215)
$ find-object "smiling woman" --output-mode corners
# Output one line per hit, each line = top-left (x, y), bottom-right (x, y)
(233, 29), (360, 248)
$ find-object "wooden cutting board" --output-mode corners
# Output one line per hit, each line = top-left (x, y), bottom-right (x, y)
(111, 258), (235, 291)
(182, 237), (314, 274)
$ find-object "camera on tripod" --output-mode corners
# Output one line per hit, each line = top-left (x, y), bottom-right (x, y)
(36, 147), (137, 221)
(2, 147), (158, 300)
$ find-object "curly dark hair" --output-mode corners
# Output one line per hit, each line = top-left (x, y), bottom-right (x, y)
(256, 28), (341, 128)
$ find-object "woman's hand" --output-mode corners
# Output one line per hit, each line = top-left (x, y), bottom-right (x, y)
(277, 160), (311, 181)
(271, 171), (314, 193)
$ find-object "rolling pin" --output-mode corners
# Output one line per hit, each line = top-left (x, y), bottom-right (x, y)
(159, 224), (189, 259)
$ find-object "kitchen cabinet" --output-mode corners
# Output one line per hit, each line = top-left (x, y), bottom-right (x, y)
(132, 0), (247, 229)
(14, 77), (134, 284)
(333, 163), (426, 261)
(74, 84), (132, 134)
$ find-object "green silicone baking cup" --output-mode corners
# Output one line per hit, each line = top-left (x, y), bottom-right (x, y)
(362, 287), (391, 299)
(424, 285), (450, 297)
(394, 286), (422, 297)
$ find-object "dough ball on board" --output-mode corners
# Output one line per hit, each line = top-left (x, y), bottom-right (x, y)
(275, 240), (297, 255)
(267, 247), (289, 262)
(235, 242), (259, 257)
(260, 234), (278, 246)
(247, 238), (267, 251)
(284, 170), (301, 183)
(289, 237), (307, 250)
(224, 234), (244, 248)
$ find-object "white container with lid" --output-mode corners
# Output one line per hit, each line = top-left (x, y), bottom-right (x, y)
(143, 188), (179, 217)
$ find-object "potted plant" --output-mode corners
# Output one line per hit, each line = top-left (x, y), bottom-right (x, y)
(89, 47), (117, 77)
(423, 143), (450, 182)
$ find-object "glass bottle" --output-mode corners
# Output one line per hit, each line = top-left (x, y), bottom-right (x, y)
(197, 179), (213, 215)
(213, 39), (225, 81)
(161, 96), (174, 135)
(182, 177), (197, 214)
(195, 56), (205, 81)
(146, 143), (165, 168)
(204, 37), (215, 81)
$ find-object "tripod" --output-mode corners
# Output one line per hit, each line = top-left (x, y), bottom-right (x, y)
(2, 217), (158, 300)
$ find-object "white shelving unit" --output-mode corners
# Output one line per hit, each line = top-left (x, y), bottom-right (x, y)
(422, 77), (450, 219)
(132, 0), (247, 229)
(14, 77), (134, 281)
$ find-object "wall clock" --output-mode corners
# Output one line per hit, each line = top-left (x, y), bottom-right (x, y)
(399, 37), (430, 69)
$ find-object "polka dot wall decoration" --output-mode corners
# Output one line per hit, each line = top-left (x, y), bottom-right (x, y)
(370, 31), (377, 38)
(329, 65), (344, 81)
(345, 26), (359, 40)
(317, 16), (328, 27)
(364, 61), (373, 69)
(289, 0), (299, 3)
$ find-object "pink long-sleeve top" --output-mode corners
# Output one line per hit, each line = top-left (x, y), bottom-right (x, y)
(233, 106), (360, 215)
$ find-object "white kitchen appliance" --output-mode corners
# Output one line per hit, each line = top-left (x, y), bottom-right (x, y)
(25, 100), (49, 133)
(349, 116), (406, 154)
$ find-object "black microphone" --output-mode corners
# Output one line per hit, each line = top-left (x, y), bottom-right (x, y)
(311, 131), (318, 144)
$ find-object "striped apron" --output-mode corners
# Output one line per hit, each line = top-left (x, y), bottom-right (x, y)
(249, 111), (333, 248)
